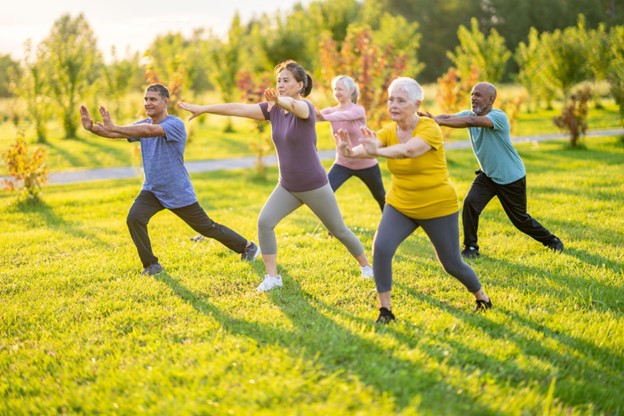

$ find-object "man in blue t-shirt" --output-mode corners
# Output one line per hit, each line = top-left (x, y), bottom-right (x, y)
(80, 84), (259, 275)
(423, 82), (563, 259)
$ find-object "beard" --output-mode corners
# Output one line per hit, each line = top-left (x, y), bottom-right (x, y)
(472, 104), (486, 115)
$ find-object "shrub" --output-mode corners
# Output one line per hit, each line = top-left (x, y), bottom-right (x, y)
(1, 132), (48, 199)
(553, 86), (592, 147)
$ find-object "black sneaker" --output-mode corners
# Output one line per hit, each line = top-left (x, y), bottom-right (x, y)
(546, 237), (564, 252)
(241, 242), (260, 261)
(141, 262), (164, 276)
(375, 307), (395, 324)
(475, 299), (492, 312)
(461, 246), (480, 259)
(190, 234), (205, 242)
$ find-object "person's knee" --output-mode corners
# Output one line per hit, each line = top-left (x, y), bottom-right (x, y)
(126, 210), (146, 228)
(257, 215), (276, 233)
(373, 239), (394, 260)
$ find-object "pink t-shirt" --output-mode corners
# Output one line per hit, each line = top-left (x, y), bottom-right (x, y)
(320, 103), (378, 170)
(259, 101), (328, 192)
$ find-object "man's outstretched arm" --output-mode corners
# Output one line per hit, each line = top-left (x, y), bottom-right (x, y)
(80, 105), (128, 139)
(419, 111), (493, 129)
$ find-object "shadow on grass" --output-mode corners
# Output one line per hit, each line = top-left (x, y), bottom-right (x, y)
(153, 270), (494, 414)
(394, 284), (623, 414)
(9, 198), (109, 247)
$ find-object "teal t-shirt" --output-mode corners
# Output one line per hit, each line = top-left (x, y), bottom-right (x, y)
(456, 109), (525, 184)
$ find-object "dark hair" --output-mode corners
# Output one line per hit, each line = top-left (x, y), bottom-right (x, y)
(146, 84), (170, 98)
(274, 60), (313, 97)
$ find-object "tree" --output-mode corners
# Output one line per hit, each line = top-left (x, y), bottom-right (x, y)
(102, 47), (142, 122)
(10, 40), (51, 143)
(0, 54), (20, 98)
(447, 17), (511, 84)
(537, 16), (592, 103)
(606, 25), (624, 125)
(515, 27), (557, 111)
(207, 12), (246, 132)
(40, 13), (103, 139)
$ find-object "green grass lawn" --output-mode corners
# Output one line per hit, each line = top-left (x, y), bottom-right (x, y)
(1, 136), (623, 415)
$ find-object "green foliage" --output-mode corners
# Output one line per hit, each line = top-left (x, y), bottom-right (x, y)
(1, 137), (623, 414)
(535, 16), (592, 103)
(41, 13), (103, 139)
(515, 28), (558, 111)
(1, 131), (48, 200)
(9, 40), (52, 143)
(0, 54), (20, 98)
(447, 17), (512, 84)
(605, 26), (624, 125)
(102, 48), (143, 122)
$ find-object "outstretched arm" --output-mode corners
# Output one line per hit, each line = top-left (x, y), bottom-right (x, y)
(178, 101), (265, 121)
(265, 88), (310, 119)
(99, 106), (165, 138)
(419, 111), (493, 129)
(80, 105), (127, 139)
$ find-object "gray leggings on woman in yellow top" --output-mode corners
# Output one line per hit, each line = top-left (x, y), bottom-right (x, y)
(258, 183), (365, 257)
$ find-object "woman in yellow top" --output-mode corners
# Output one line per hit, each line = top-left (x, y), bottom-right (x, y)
(336, 77), (492, 323)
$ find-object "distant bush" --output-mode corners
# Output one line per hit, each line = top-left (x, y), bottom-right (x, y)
(1, 132), (48, 200)
(553, 86), (592, 147)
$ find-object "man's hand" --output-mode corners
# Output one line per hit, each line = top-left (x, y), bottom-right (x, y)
(80, 105), (94, 131)
(99, 106), (115, 131)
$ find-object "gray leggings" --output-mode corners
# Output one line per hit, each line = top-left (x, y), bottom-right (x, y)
(373, 204), (482, 293)
(258, 183), (365, 257)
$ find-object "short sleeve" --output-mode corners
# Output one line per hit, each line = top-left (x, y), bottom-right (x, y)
(160, 116), (185, 142)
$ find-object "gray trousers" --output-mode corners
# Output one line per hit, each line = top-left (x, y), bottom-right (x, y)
(373, 204), (482, 293)
(258, 183), (364, 257)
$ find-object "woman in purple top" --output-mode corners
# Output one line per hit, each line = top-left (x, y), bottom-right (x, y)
(179, 60), (373, 292)
(317, 76), (386, 211)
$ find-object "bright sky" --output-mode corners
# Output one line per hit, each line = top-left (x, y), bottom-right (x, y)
(0, 0), (309, 61)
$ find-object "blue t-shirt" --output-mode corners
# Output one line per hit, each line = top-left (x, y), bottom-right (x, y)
(456, 109), (525, 184)
(128, 115), (197, 208)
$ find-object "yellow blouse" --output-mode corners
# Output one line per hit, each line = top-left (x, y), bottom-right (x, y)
(378, 117), (459, 219)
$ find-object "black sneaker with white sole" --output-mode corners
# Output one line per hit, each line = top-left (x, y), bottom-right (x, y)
(461, 246), (480, 259)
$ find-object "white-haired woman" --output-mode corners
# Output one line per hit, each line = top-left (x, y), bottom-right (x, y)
(317, 75), (385, 211)
(336, 77), (492, 323)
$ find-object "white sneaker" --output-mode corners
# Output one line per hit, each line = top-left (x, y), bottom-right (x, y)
(256, 275), (283, 292)
(360, 265), (374, 278)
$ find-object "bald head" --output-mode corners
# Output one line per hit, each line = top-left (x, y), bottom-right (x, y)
(470, 82), (497, 115)
(474, 82), (497, 99)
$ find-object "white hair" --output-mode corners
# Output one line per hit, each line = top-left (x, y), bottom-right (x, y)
(388, 77), (424, 102)
(332, 75), (360, 103)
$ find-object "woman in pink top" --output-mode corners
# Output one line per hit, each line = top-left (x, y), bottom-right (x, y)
(179, 61), (373, 292)
(317, 76), (386, 211)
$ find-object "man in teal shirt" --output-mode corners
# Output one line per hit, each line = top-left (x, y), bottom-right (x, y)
(424, 82), (564, 258)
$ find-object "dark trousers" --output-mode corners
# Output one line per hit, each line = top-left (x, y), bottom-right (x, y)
(328, 163), (386, 212)
(127, 190), (247, 267)
(462, 171), (555, 250)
